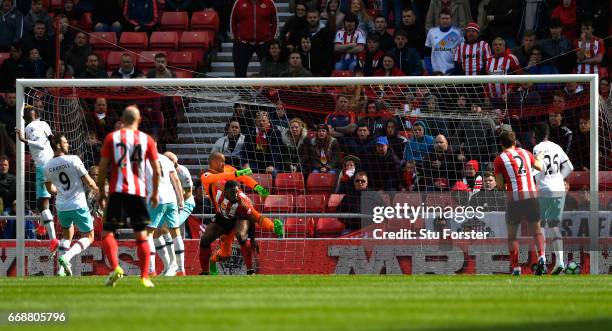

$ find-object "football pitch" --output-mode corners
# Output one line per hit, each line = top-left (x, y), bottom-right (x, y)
(1, 275), (611, 331)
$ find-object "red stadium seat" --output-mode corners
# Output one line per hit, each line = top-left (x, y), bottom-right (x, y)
(285, 218), (315, 238)
(106, 51), (136, 71)
(119, 32), (148, 51)
(425, 193), (455, 207)
(0, 53), (9, 66)
(190, 10), (219, 34)
(168, 51), (197, 70)
(392, 192), (422, 207)
(316, 218), (345, 237)
(326, 194), (345, 211)
(295, 194), (326, 213)
(331, 70), (354, 77)
(274, 173), (305, 195)
(179, 31), (211, 53)
(137, 50), (166, 70)
(244, 173), (273, 193)
(160, 11), (189, 31)
(263, 195), (294, 213)
(245, 193), (265, 211)
(600, 171), (612, 190)
(174, 70), (193, 78)
(89, 32), (117, 49)
(306, 173), (336, 195)
(567, 171), (589, 190)
(79, 12), (93, 31)
(149, 31), (179, 51)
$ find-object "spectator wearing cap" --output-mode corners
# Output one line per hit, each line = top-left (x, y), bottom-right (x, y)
(453, 22), (491, 75)
(425, 11), (463, 75)
(373, 54), (405, 76)
(537, 18), (572, 74)
(308, 124), (341, 174)
(452, 160), (482, 198)
(390, 30), (422, 76)
(364, 136), (401, 190)
(403, 120), (434, 164)
(372, 15), (394, 52)
(425, 0), (472, 32)
(360, 34), (384, 76)
(335, 154), (361, 194)
(333, 13), (366, 71)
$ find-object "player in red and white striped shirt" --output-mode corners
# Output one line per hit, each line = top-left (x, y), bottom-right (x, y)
(453, 22), (491, 75)
(493, 130), (545, 276)
(575, 21), (605, 75)
(97, 106), (161, 287)
(485, 37), (522, 101)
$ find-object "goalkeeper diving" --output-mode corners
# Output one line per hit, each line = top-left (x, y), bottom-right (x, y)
(199, 152), (282, 275)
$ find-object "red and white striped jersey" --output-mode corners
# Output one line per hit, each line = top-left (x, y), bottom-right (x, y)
(494, 148), (537, 200)
(101, 129), (158, 197)
(575, 37), (605, 74)
(485, 53), (521, 98)
(453, 40), (491, 75)
(214, 190), (253, 220)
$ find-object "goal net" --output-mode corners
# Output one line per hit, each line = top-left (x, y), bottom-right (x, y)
(14, 75), (611, 276)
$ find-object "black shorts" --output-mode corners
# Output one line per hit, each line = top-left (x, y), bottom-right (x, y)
(211, 213), (237, 233)
(103, 192), (151, 232)
(506, 198), (540, 224)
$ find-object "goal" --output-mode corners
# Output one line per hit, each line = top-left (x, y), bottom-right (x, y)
(13, 74), (609, 276)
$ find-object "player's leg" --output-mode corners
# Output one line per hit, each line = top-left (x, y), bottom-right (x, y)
(235, 219), (255, 274)
(507, 221), (521, 275)
(548, 196), (566, 274)
(162, 204), (180, 274)
(128, 195), (155, 287)
(57, 221), (74, 276)
(36, 165), (58, 251)
(167, 226), (185, 275)
(526, 199), (547, 275)
(199, 222), (225, 275)
(102, 194), (124, 286)
(146, 202), (167, 276)
(59, 209), (95, 276)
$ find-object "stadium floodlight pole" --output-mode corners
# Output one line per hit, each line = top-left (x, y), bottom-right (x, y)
(589, 74), (599, 275)
(15, 82), (25, 277)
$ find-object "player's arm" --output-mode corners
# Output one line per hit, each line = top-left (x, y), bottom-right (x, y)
(44, 181), (57, 195)
(81, 174), (99, 193)
(493, 157), (505, 191)
(169, 170), (184, 209)
(229, 165), (270, 197)
(200, 168), (252, 186)
(495, 174), (505, 191)
(560, 152), (574, 179)
(532, 151), (544, 171)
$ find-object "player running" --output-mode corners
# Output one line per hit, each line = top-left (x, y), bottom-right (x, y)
(15, 105), (58, 253)
(494, 130), (545, 276)
(532, 123), (574, 275)
(97, 106), (161, 288)
(198, 152), (280, 275)
(145, 152), (184, 277)
(163, 151), (193, 276)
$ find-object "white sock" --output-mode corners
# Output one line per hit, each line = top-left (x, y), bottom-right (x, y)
(551, 227), (564, 267)
(163, 233), (176, 266)
(41, 209), (55, 240)
(155, 237), (170, 269)
(58, 239), (70, 258)
(147, 236), (156, 273)
(63, 237), (91, 262)
(173, 235), (185, 272)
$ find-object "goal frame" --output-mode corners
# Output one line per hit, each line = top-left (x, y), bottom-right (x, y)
(15, 75), (601, 276)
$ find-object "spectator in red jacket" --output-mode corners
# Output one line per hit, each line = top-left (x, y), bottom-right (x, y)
(231, 0), (278, 77)
(123, 0), (158, 33)
(551, 0), (577, 41)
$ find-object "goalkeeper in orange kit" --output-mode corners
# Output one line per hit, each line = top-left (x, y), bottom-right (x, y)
(198, 152), (282, 275)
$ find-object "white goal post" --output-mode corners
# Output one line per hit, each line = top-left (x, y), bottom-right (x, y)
(15, 74), (601, 276)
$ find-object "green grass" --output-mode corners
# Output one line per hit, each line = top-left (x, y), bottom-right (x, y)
(1, 275), (611, 331)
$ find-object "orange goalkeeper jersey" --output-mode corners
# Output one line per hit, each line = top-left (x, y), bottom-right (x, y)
(200, 165), (258, 213)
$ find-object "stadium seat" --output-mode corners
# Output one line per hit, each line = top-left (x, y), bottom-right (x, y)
(119, 32), (148, 51)
(149, 31), (180, 51)
(398, 131), (413, 139)
(326, 194), (345, 211)
(175, 70), (194, 78)
(89, 32), (117, 50)
(0, 53), (9, 66)
(316, 218), (345, 237)
(285, 217), (316, 238)
(190, 10), (219, 34)
(245, 193), (265, 211)
(263, 195), (294, 213)
(179, 31), (211, 54)
(600, 171), (612, 190)
(295, 194), (326, 213)
(160, 11), (189, 31)
(79, 12), (93, 31)
(567, 171), (589, 189)
(137, 50), (166, 70)
(306, 173), (336, 195)
(425, 193), (456, 207)
(245, 173), (273, 193)
(274, 173), (305, 195)
(106, 51), (136, 71)
(331, 70), (354, 77)
(168, 51), (197, 70)
(392, 192), (422, 207)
